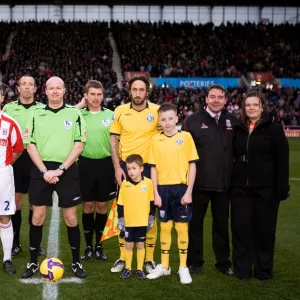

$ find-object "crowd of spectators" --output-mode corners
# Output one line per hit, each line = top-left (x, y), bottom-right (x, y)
(0, 22), (13, 74)
(112, 21), (300, 78)
(2, 21), (117, 104)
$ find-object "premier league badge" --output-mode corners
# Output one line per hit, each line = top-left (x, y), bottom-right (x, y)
(64, 120), (73, 130)
(102, 119), (111, 127)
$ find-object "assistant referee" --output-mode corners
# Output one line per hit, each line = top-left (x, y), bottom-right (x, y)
(21, 76), (87, 279)
(75, 80), (116, 261)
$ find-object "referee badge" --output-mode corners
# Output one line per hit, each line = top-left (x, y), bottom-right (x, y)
(64, 120), (73, 130)
(176, 138), (184, 145)
(146, 114), (154, 123)
(102, 119), (111, 127)
(141, 185), (147, 192)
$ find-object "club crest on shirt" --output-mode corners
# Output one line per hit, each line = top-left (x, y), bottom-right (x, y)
(102, 119), (111, 127)
(141, 185), (147, 192)
(146, 114), (154, 123)
(226, 119), (232, 128)
(64, 120), (73, 130)
(111, 114), (115, 121)
(176, 138), (184, 145)
(201, 123), (208, 129)
(1, 128), (8, 136)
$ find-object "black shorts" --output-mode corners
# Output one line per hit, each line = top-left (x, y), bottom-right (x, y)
(125, 226), (147, 243)
(120, 160), (151, 179)
(157, 184), (192, 223)
(78, 156), (116, 202)
(28, 162), (82, 208)
(13, 149), (33, 194)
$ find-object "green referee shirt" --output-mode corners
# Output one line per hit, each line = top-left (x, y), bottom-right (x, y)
(80, 107), (113, 159)
(24, 104), (86, 163)
(3, 100), (45, 147)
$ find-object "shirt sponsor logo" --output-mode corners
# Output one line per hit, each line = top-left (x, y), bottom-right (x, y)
(176, 138), (184, 145)
(2, 128), (8, 136)
(141, 184), (147, 192)
(146, 114), (155, 123)
(201, 123), (208, 129)
(64, 120), (73, 130)
(102, 119), (111, 127)
(0, 139), (8, 146)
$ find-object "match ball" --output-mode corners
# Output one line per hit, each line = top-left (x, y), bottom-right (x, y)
(40, 257), (64, 282)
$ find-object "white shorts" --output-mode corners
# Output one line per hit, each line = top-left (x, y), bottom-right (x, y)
(0, 165), (16, 216)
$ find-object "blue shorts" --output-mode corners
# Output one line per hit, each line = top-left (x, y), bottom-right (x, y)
(157, 184), (192, 223)
(125, 226), (147, 243)
(120, 160), (151, 179)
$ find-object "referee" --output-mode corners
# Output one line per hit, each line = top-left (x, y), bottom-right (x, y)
(3, 75), (45, 257)
(21, 76), (87, 279)
(75, 80), (116, 261)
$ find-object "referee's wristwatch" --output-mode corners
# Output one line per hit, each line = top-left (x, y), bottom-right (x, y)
(58, 164), (66, 172)
(41, 168), (48, 175)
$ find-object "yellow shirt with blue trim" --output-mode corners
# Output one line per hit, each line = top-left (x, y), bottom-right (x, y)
(110, 102), (159, 163)
(118, 177), (154, 227)
(148, 130), (199, 185)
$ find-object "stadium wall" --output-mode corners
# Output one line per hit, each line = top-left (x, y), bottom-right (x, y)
(0, 5), (299, 24)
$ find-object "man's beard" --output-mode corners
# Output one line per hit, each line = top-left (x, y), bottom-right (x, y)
(132, 97), (146, 106)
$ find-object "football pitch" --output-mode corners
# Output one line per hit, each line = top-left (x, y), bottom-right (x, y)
(0, 138), (300, 300)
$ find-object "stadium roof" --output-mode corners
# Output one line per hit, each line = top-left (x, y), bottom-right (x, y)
(3, 0), (300, 7)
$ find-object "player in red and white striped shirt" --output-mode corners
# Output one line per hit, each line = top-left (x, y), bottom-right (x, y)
(0, 86), (24, 275)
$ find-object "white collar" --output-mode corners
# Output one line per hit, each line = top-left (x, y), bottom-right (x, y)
(206, 107), (221, 119)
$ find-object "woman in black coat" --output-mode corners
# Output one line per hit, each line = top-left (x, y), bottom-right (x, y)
(230, 91), (289, 281)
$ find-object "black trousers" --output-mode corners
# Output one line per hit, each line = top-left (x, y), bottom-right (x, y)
(187, 190), (231, 272)
(230, 187), (279, 280)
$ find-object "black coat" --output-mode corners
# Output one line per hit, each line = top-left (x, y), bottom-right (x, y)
(183, 106), (237, 192)
(231, 119), (289, 201)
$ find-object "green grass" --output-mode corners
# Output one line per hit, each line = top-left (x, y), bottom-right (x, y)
(1, 138), (300, 300)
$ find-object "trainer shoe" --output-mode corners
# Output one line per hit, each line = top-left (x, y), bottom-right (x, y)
(38, 247), (46, 257)
(110, 259), (125, 273)
(21, 263), (39, 278)
(81, 246), (93, 260)
(72, 262), (87, 279)
(11, 244), (22, 257)
(3, 260), (16, 275)
(120, 268), (132, 279)
(144, 260), (156, 274)
(146, 264), (171, 279)
(95, 244), (107, 261)
(136, 269), (147, 280)
(178, 266), (192, 284)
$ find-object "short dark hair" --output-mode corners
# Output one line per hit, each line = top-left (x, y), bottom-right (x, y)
(128, 76), (150, 92)
(125, 154), (144, 167)
(240, 90), (269, 124)
(17, 75), (37, 87)
(207, 84), (227, 96)
(158, 102), (177, 115)
(84, 80), (104, 94)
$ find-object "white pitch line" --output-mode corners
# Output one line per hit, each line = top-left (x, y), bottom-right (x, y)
(290, 178), (300, 181)
(42, 192), (60, 300)
(20, 277), (83, 285)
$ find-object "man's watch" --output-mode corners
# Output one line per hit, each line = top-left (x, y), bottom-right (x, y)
(58, 164), (66, 172)
(41, 168), (48, 175)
